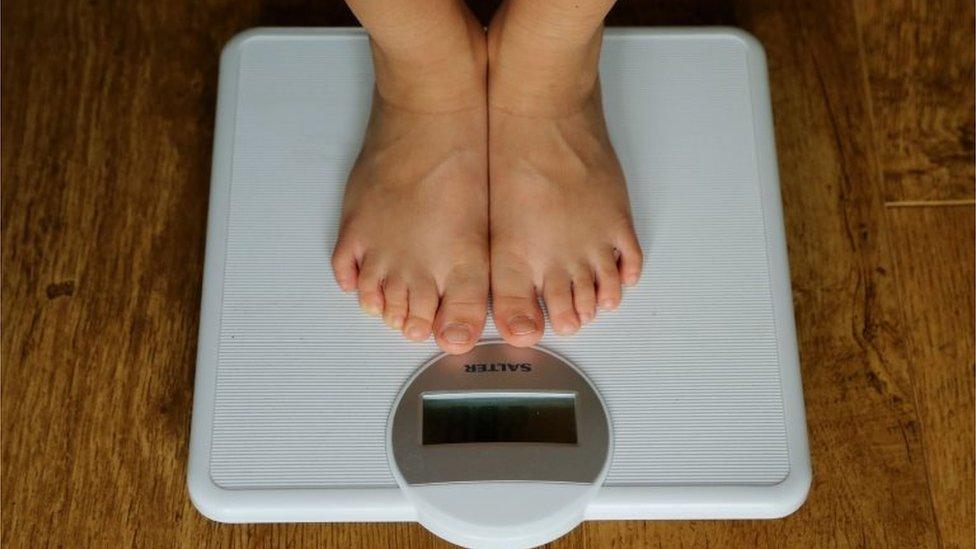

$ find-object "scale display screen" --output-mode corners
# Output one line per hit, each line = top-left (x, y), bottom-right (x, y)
(421, 392), (578, 445)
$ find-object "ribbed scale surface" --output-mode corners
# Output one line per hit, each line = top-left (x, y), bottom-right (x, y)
(210, 33), (790, 488)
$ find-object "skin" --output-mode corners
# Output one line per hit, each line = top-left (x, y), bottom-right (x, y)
(487, 0), (642, 344)
(334, 0), (642, 354)
(332, 1), (490, 354)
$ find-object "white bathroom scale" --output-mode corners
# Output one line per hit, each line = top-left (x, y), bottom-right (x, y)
(188, 27), (811, 548)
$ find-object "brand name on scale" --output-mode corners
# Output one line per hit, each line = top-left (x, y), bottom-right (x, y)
(462, 363), (532, 373)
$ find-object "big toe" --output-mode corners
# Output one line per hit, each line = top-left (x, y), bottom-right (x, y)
(491, 262), (544, 347)
(433, 265), (489, 355)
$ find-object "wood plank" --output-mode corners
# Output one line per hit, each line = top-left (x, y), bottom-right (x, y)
(886, 207), (976, 548)
(855, 0), (976, 203)
(856, 2), (976, 545)
(0, 2), (242, 546)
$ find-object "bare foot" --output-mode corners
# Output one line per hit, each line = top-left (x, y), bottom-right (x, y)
(332, 10), (489, 355)
(486, 5), (642, 345)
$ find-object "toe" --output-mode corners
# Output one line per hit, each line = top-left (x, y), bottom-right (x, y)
(404, 279), (438, 341)
(616, 230), (644, 286)
(543, 273), (580, 335)
(382, 275), (408, 330)
(491, 263), (544, 347)
(330, 236), (359, 292)
(433, 265), (488, 355)
(594, 251), (622, 311)
(572, 271), (597, 324)
(357, 256), (385, 316)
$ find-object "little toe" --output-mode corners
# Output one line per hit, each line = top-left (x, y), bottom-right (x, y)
(330, 237), (359, 292)
(433, 266), (489, 355)
(543, 274), (580, 335)
(382, 276), (408, 330)
(616, 230), (644, 286)
(594, 252), (622, 311)
(403, 279), (438, 342)
(572, 272), (597, 324)
(491, 264), (544, 347)
(357, 258), (385, 316)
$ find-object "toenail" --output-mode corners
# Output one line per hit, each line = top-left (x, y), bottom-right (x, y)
(405, 323), (428, 340)
(363, 303), (381, 316)
(554, 323), (577, 335)
(508, 315), (537, 336)
(441, 323), (472, 344)
(599, 299), (617, 310)
(580, 312), (594, 324)
(389, 316), (404, 329)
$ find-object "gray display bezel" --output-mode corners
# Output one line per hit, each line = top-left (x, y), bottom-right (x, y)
(390, 342), (611, 485)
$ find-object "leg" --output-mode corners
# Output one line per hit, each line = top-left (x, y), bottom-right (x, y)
(486, 0), (643, 346)
(332, 0), (490, 354)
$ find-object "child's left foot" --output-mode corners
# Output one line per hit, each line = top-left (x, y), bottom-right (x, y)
(486, 8), (643, 346)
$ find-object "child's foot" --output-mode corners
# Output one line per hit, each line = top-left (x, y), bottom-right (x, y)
(486, 6), (642, 346)
(332, 10), (489, 355)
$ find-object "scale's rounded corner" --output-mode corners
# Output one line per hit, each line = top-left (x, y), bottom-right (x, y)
(769, 462), (813, 519)
(716, 27), (769, 68)
(220, 27), (268, 64)
(187, 463), (238, 524)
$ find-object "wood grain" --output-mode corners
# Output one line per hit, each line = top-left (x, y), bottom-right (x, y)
(855, 0), (975, 203)
(856, 2), (976, 545)
(886, 207), (975, 548)
(2, 1), (973, 547)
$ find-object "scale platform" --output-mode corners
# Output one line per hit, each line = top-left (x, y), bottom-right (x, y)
(188, 27), (811, 547)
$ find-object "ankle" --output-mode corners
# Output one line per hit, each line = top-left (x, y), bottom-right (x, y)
(369, 8), (487, 112)
(487, 3), (605, 115)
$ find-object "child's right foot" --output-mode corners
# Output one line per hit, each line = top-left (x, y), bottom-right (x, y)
(332, 6), (490, 355)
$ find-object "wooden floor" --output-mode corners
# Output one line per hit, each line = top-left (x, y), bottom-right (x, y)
(2, 1), (973, 547)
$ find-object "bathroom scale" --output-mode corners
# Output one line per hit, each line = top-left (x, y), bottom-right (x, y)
(188, 27), (811, 548)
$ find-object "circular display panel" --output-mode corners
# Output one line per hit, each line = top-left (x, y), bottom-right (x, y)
(387, 342), (612, 548)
